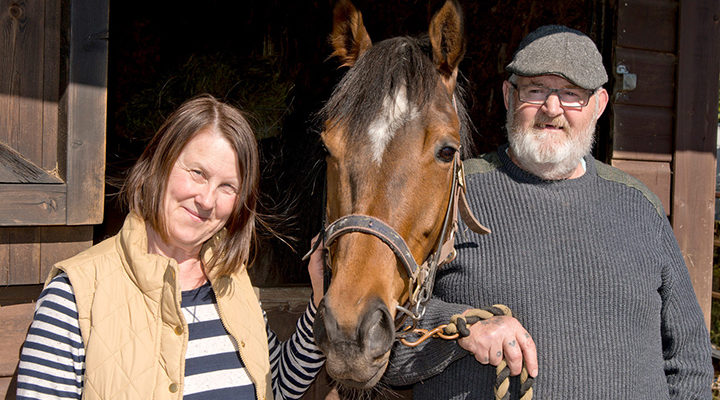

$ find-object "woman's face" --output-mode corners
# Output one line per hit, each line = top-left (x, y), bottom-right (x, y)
(161, 127), (240, 252)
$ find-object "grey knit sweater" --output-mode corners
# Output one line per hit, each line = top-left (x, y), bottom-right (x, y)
(383, 145), (713, 399)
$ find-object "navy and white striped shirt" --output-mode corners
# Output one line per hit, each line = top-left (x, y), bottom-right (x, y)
(16, 273), (325, 400)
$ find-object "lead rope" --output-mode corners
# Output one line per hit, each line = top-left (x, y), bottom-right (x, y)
(399, 305), (534, 400)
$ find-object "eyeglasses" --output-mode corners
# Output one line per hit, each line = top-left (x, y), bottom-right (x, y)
(509, 82), (595, 109)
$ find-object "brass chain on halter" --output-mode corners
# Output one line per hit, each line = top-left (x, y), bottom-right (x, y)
(398, 304), (534, 400)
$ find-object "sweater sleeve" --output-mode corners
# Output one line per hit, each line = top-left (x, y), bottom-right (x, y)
(382, 296), (471, 386)
(16, 273), (85, 400)
(267, 300), (325, 400)
(657, 225), (714, 399)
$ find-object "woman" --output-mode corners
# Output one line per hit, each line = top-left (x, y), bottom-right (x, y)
(16, 95), (325, 400)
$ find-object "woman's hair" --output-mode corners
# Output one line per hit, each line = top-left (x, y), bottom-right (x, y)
(122, 94), (259, 276)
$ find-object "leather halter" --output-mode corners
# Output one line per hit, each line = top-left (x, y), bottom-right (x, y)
(305, 152), (490, 334)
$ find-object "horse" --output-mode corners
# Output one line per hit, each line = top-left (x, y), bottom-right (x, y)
(311, 0), (489, 390)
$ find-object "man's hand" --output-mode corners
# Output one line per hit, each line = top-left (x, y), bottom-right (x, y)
(457, 315), (538, 377)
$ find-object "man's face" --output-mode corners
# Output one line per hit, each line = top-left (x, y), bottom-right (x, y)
(502, 74), (608, 180)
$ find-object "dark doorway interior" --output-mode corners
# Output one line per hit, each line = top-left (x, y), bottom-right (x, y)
(101, 0), (605, 286)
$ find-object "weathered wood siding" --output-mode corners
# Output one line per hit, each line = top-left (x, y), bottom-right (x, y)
(611, 0), (720, 325)
(0, 0), (107, 228)
(0, 0), (108, 395)
(671, 0), (719, 327)
(611, 0), (677, 211)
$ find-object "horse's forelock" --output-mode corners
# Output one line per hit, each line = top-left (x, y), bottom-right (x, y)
(321, 36), (472, 155)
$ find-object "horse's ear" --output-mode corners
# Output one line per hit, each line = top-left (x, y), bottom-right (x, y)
(330, 0), (372, 68)
(429, 0), (465, 83)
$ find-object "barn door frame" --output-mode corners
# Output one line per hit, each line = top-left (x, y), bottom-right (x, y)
(0, 0), (108, 227)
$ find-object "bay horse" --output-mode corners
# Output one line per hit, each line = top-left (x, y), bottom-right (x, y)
(312, 0), (489, 390)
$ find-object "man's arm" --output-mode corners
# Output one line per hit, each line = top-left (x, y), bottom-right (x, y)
(659, 227), (713, 399)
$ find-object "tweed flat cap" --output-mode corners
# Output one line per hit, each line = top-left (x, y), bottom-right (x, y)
(506, 25), (608, 90)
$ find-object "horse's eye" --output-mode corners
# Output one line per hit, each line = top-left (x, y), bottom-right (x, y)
(436, 146), (457, 163)
(320, 142), (331, 157)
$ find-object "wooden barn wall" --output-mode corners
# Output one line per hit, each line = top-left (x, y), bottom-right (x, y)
(0, 0), (108, 395)
(610, 0), (677, 212)
(610, 0), (720, 326)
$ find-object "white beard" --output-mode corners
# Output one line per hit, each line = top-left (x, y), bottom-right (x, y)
(506, 97), (598, 180)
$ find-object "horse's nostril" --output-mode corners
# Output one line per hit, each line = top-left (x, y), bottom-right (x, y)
(313, 302), (340, 348)
(361, 300), (394, 358)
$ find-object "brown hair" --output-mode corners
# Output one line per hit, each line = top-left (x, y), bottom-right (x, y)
(122, 94), (259, 276)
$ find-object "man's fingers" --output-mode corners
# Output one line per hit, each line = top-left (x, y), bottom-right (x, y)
(458, 315), (538, 377)
(474, 351), (490, 365)
(503, 337), (524, 375)
(488, 342), (504, 366)
(519, 330), (538, 377)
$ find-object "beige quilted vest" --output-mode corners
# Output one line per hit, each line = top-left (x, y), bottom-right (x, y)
(46, 213), (273, 400)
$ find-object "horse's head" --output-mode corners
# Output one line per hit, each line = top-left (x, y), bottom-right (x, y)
(313, 0), (474, 389)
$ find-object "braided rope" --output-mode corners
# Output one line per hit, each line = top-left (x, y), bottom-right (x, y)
(443, 305), (534, 400)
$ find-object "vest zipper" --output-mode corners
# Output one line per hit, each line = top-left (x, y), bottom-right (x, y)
(171, 262), (189, 400)
(213, 280), (264, 400)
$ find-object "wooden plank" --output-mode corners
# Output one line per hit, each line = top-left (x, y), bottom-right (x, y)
(0, 0), (45, 165)
(672, 0), (720, 329)
(39, 226), (93, 280)
(260, 287), (313, 340)
(0, 143), (62, 183)
(610, 159), (672, 214)
(7, 228), (40, 285)
(616, 0), (677, 53)
(613, 47), (676, 108)
(0, 226), (91, 286)
(0, 184), (66, 226)
(0, 375), (16, 399)
(612, 104), (673, 162)
(42, 0), (61, 172)
(0, 302), (35, 377)
(41, 1), (64, 171)
(65, 0), (108, 225)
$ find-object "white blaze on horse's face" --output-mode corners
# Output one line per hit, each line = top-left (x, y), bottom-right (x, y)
(367, 85), (419, 164)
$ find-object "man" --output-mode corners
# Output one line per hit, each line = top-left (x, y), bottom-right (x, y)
(382, 25), (713, 399)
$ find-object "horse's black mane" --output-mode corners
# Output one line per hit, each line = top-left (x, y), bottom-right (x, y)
(320, 35), (475, 157)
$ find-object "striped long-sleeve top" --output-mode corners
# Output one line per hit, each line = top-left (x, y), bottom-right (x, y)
(16, 273), (324, 400)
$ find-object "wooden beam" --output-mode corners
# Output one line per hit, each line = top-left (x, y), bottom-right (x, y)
(0, 184), (66, 226)
(0, 0), (45, 166)
(0, 143), (62, 184)
(42, 0), (61, 173)
(671, 0), (720, 328)
(65, 0), (108, 225)
(612, 104), (673, 162)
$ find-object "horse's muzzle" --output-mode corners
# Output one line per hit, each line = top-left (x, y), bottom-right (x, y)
(313, 297), (395, 388)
